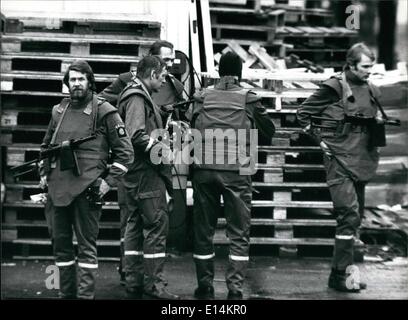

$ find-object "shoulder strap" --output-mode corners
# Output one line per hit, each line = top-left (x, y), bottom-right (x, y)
(50, 98), (71, 144)
(368, 82), (388, 119)
(166, 74), (184, 100)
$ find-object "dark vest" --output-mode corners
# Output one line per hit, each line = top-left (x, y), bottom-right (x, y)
(48, 95), (116, 206)
(320, 73), (380, 181)
(193, 88), (253, 171)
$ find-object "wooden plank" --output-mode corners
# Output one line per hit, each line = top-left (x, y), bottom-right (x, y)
(252, 182), (328, 188)
(1, 71), (117, 82)
(227, 40), (257, 68)
(1, 51), (140, 63)
(280, 26), (305, 35)
(3, 11), (161, 26)
(2, 199), (333, 209)
(1, 33), (156, 45)
(263, 168), (283, 183)
(296, 26), (324, 35)
(1, 90), (67, 97)
(213, 231), (335, 245)
(248, 44), (277, 71)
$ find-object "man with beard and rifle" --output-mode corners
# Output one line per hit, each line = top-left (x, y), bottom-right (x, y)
(39, 60), (134, 299)
(297, 43), (399, 293)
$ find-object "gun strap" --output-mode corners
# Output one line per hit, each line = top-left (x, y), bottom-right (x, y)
(167, 74), (184, 101)
(368, 86), (388, 120)
(91, 93), (99, 135)
(50, 98), (70, 145)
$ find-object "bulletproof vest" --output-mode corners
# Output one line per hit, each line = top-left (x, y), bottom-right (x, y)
(194, 88), (252, 171)
(324, 73), (379, 119)
(118, 79), (163, 129)
(48, 95), (116, 206)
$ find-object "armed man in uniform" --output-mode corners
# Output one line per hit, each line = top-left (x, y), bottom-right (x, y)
(40, 60), (134, 299)
(99, 40), (185, 284)
(297, 43), (383, 292)
(191, 52), (275, 300)
(117, 55), (179, 300)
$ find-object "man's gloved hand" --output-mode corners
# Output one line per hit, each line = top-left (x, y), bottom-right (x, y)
(161, 104), (175, 114)
(320, 141), (332, 157)
(39, 175), (48, 190)
(99, 178), (111, 197)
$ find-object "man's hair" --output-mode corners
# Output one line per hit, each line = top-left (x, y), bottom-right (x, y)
(219, 52), (243, 80)
(149, 40), (174, 55)
(63, 60), (96, 91)
(345, 42), (375, 69)
(137, 56), (167, 79)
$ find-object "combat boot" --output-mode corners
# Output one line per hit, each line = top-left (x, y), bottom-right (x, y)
(194, 285), (215, 299)
(144, 286), (180, 300)
(227, 290), (243, 300)
(126, 287), (143, 299)
(328, 269), (367, 292)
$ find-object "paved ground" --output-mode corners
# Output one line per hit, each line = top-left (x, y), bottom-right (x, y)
(2, 255), (407, 300)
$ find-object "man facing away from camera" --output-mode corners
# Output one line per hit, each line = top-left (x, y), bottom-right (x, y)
(190, 52), (275, 299)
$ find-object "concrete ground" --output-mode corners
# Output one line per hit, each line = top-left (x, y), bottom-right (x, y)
(1, 255), (407, 300)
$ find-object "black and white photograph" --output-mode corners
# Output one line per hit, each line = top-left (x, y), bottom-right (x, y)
(1, 0), (407, 308)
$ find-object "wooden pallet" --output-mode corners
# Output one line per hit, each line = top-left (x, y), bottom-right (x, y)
(1, 33), (154, 57)
(210, 7), (285, 28)
(3, 12), (161, 38)
(1, 52), (139, 75)
(1, 71), (116, 94)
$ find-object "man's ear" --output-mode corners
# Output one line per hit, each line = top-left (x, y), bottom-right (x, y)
(150, 69), (156, 80)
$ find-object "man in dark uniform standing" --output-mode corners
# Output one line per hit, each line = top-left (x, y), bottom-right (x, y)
(117, 56), (179, 300)
(40, 60), (134, 299)
(191, 52), (275, 300)
(297, 43), (381, 292)
(99, 40), (185, 284)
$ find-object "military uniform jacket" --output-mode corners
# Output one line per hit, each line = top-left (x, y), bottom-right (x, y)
(42, 94), (134, 206)
(297, 71), (381, 181)
(117, 77), (171, 183)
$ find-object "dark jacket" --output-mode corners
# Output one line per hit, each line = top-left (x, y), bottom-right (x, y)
(43, 93), (134, 206)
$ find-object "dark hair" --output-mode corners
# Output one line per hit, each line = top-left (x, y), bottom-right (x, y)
(136, 56), (167, 79)
(63, 60), (96, 91)
(345, 42), (375, 69)
(149, 40), (174, 55)
(219, 52), (243, 80)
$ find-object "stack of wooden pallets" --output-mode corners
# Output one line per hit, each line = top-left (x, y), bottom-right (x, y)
(1, 13), (161, 261)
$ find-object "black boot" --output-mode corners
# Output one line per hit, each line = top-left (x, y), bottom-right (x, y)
(328, 269), (367, 292)
(194, 285), (215, 299)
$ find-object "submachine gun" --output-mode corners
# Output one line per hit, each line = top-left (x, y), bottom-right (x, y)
(11, 135), (96, 179)
(288, 54), (325, 73)
(308, 114), (401, 180)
